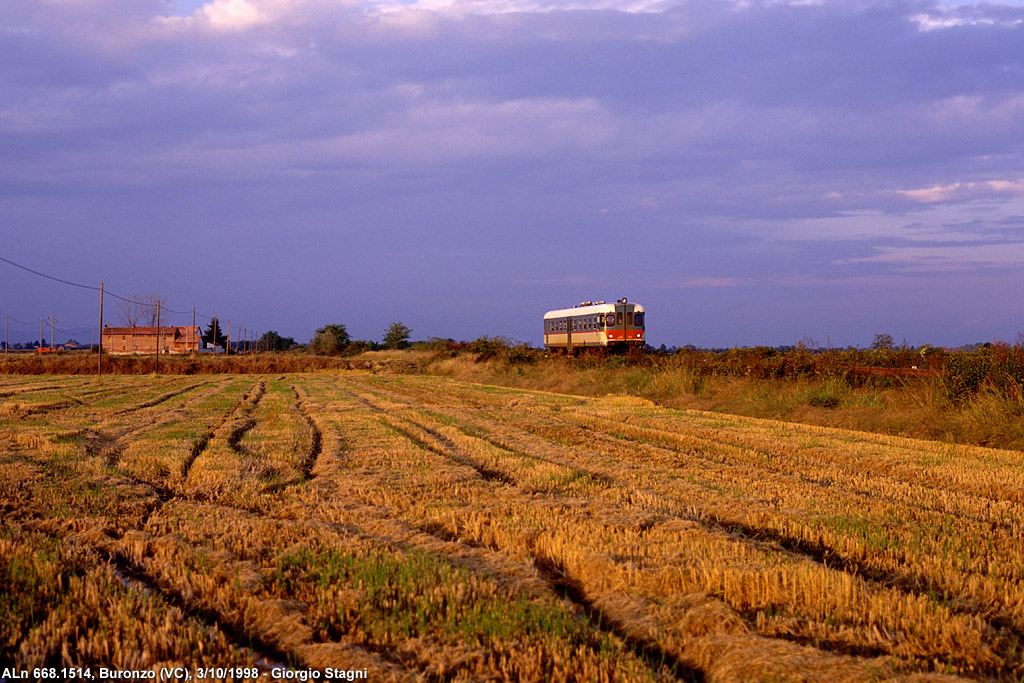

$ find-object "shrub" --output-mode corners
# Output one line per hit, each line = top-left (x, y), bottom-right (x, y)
(942, 352), (991, 403)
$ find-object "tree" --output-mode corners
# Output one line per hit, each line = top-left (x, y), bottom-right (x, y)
(871, 333), (895, 351)
(258, 330), (296, 351)
(383, 321), (412, 350)
(309, 324), (350, 355)
(117, 293), (164, 327)
(203, 317), (227, 350)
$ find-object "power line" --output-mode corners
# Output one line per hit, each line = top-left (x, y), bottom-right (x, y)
(1, 254), (214, 320)
(2, 314), (37, 327)
(0, 255), (101, 292)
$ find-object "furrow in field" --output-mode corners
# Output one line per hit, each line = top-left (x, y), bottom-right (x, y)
(115, 380), (208, 414)
(59, 378), (236, 470)
(2, 378), (412, 676)
(179, 379), (265, 481)
(329, 381), (838, 675)
(270, 398), (687, 680)
(0, 518), (266, 672)
(490, 393), (1019, 675)
(337, 376), (1008, 678)
(7, 373), (1019, 679)
(291, 385), (323, 479)
(0, 377), (94, 397)
(531, 552), (704, 682)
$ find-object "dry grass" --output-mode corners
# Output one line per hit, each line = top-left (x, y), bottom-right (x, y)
(2, 371), (1021, 680)
(418, 352), (1024, 452)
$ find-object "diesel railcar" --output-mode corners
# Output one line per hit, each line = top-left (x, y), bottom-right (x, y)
(543, 298), (645, 352)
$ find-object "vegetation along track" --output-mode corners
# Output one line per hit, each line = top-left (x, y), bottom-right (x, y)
(2, 372), (1023, 681)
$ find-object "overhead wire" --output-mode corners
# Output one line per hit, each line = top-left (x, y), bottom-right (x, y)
(1, 254), (215, 321)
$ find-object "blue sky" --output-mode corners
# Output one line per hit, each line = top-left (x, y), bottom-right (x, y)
(3, 0), (1024, 348)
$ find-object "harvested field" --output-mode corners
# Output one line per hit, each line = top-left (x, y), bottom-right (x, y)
(2, 373), (1022, 681)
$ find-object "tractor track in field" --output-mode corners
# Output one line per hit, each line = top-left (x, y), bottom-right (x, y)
(73, 379), (232, 468)
(181, 380), (266, 480)
(329, 385), (715, 677)
(0, 379), (94, 398)
(380, 416), (516, 485)
(9, 374), (1023, 679)
(7, 511), (290, 676)
(341, 383), (517, 484)
(483, 407), (1024, 669)
(505, 411), (1024, 666)
(115, 380), (209, 414)
(336, 382), (511, 483)
(340, 378), (1024, 677)
(291, 385), (323, 479)
(531, 553), (705, 682)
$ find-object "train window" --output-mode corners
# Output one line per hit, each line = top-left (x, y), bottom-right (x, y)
(627, 312), (633, 325)
(616, 312), (623, 325)
(605, 313), (615, 327)
(634, 312), (644, 327)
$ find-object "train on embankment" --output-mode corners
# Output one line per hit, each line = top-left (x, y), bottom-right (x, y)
(543, 298), (645, 353)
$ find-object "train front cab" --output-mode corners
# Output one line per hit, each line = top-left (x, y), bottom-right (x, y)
(604, 302), (645, 348)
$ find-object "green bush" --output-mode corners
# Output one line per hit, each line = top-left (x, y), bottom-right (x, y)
(942, 352), (991, 403)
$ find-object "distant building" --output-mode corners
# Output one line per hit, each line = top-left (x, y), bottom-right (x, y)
(102, 326), (201, 355)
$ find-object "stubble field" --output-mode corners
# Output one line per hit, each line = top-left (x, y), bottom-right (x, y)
(1, 372), (1022, 681)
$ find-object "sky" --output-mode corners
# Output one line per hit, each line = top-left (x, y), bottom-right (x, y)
(2, 0), (1024, 349)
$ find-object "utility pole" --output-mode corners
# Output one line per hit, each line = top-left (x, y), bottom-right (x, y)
(155, 300), (161, 373)
(98, 282), (104, 378)
(226, 319), (230, 356)
(192, 306), (196, 355)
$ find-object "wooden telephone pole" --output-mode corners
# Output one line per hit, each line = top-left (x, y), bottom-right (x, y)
(98, 283), (104, 378)
(155, 300), (161, 373)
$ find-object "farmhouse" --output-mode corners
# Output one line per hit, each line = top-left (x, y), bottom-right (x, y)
(101, 326), (201, 355)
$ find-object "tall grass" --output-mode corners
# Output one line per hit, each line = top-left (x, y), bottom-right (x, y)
(416, 347), (1024, 452)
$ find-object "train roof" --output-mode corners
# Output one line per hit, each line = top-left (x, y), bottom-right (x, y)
(543, 301), (644, 319)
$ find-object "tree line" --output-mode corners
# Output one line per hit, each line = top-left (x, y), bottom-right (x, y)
(197, 320), (412, 355)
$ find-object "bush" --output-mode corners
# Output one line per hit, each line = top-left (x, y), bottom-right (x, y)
(309, 324), (350, 355)
(942, 352), (992, 403)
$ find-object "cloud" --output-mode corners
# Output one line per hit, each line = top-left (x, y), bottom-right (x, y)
(5, 0), (1024, 345)
(843, 242), (1024, 271)
(911, 3), (1024, 31)
(676, 277), (744, 288)
(898, 179), (1024, 204)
